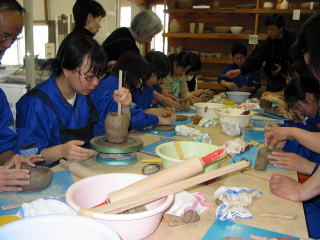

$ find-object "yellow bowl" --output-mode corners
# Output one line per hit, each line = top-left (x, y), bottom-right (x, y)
(155, 141), (226, 171)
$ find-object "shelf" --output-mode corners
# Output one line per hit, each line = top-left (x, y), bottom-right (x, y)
(163, 32), (268, 40)
(165, 8), (319, 14)
(201, 58), (233, 64)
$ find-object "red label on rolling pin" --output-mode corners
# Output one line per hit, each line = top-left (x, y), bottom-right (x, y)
(201, 148), (225, 164)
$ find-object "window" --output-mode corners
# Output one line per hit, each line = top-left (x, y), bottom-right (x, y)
(1, 24), (49, 66)
(120, 6), (132, 27)
(151, 4), (168, 53)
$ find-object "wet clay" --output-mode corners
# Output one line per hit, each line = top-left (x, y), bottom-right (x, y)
(176, 115), (188, 121)
(254, 147), (269, 171)
(21, 166), (53, 192)
(105, 106), (131, 143)
(181, 210), (200, 223)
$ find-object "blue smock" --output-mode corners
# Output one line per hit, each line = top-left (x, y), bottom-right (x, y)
(15, 74), (117, 154)
(90, 75), (159, 135)
(0, 88), (17, 154)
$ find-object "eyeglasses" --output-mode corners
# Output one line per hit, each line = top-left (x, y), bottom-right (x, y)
(76, 69), (105, 82)
(0, 34), (22, 43)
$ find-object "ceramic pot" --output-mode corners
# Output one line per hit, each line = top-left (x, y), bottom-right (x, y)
(169, 18), (180, 32)
(176, 0), (193, 9)
(105, 106), (131, 143)
(279, 0), (289, 9)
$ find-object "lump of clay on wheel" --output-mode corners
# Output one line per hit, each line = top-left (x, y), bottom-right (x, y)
(254, 147), (269, 171)
(105, 106), (131, 143)
(21, 166), (53, 192)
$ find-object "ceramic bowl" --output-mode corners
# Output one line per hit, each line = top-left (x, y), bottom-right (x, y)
(155, 141), (225, 170)
(214, 26), (230, 33)
(194, 102), (225, 119)
(215, 108), (255, 127)
(66, 173), (174, 240)
(0, 215), (121, 240)
(230, 26), (244, 34)
(263, 2), (274, 9)
(226, 91), (251, 103)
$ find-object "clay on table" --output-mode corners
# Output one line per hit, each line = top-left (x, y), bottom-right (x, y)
(153, 125), (175, 131)
(176, 115), (188, 121)
(254, 147), (269, 171)
(21, 166), (53, 192)
(105, 106), (131, 143)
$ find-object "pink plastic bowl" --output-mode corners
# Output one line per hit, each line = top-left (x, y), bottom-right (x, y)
(66, 173), (174, 240)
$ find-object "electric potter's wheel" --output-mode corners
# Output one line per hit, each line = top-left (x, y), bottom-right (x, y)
(90, 136), (143, 166)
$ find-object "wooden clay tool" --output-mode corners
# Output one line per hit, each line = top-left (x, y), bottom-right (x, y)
(117, 69), (122, 116)
(82, 160), (249, 215)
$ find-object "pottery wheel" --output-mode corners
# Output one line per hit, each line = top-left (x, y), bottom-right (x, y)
(153, 125), (175, 131)
(90, 136), (143, 154)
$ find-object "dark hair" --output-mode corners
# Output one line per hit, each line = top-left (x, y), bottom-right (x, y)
(294, 13), (320, 80)
(168, 52), (194, 74)
(188, 53), (202, 73)
(42, 34), (107, 78)
(0, 0), (24, 12)
(287, 61), (309, 79)
(145, 50), (170, 79)
(231, 43), (247, 57)
(73, 0), (106, 28)
(284, 76), (320, 109)
(265, 14), (285, 28)
(112, 51), (151, 92)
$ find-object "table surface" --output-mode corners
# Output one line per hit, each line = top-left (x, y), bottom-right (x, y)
(55, 118), (308, 239)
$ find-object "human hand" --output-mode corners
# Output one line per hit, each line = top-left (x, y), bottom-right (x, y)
(113, 88), (132, 106)
(4, 154), (44, 169)
(225, 69), (241, 79)
(289, 108), (305, 123)
(268, 151), (316, 175)
(61, 140), (93, 162)
(162, 96), (182, 111)
(227, 82), (240, 91)
(0, 166), (30, 192)
(264, 124), (288, 150)
(159, 112), (176, 125)
(269, 174), (303, 201)
(272, 64), (282, 76)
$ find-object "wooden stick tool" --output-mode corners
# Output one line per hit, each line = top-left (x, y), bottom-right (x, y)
(117, 69), (123, 116)
(80, 160), (249, 216)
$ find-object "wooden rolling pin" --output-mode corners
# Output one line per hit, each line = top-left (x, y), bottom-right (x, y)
(82, 160), (249, 215)
(59, 160), (97, 179)
(106, 148), (225, 204)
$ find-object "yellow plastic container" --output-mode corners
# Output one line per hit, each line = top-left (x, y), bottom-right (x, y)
(223, 100), (235, 107)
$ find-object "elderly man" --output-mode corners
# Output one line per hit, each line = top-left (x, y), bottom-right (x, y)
(0, 0), (42, 192)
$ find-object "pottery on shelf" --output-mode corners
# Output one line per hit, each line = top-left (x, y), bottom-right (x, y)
(169, 18), (180, 32)
(279, 0), (289, 9)
(176, 0), (193, 9)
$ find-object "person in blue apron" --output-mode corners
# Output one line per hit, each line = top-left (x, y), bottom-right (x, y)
(91, 51), (175, 135)
(15, 34), (131, 166)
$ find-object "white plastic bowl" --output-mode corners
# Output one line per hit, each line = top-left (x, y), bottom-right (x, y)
(194, 102), (225, 119)
(215, 108), (254, 127)
(66, 173), (174, 240)
(226, 91), (251, 103)
(230, 26), (244, 34)
(0, 215), (121, 240)
(155, 141), (225, 170)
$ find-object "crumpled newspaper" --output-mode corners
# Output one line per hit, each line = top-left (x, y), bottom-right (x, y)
(164, 191), (211, 226)
(220, 119), (242, 136)
(214, 186), (263, 221)
(17, 197), (76, 218)
(198, 118), (218, 128)
(175, 125), (211, 144)
(223, 138), (246, 155)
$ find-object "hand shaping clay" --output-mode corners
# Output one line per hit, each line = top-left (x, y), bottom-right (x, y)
(21, 166), (53, 192)
(254, 147), (269, 171)
(105, 106), (131, 143)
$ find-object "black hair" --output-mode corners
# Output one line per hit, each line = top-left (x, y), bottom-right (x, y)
(294, 13), (320, 80)
(112, 51), (151, 92)
(73, 0), (106, 28)
(188, 53), (202, 73)
(284, 76), (320, 110)
(287, 61), (309, 79)
(42, 34), (107, 78)
(168, 52), (194, 74)
(145, 50), (170, 79)
(0, 0), (24, 12)
(265, 14), (285, 28)
(231, 43), (247, 57)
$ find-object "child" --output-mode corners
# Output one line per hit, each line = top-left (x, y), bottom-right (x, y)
(218, 43), (260, 93)
(16, 35), (131, 165)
